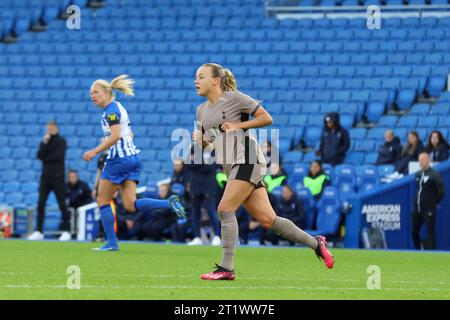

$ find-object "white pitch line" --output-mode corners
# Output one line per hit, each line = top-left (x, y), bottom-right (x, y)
(2, 284), (450, 292)
(2, 272), (450, 286)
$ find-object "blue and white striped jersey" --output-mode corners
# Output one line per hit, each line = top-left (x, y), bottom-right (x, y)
(101, 101), (140, 159)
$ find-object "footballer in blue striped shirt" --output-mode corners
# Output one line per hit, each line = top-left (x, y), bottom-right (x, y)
(83, 75), (186, 251)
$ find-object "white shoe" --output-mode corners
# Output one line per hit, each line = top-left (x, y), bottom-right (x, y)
(27, 231), (44, 241)
(387, 171), (399, 179)
(211, 235), (221, 246)
(59, 231), (71, 241)
(188, 237), (203, 246)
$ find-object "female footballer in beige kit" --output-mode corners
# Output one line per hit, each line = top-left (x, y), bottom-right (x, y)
(193, 63), (334, 280)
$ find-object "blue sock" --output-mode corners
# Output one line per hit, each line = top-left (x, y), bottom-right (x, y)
(99, 204), (118, 247)
(134, 198), (170, 212)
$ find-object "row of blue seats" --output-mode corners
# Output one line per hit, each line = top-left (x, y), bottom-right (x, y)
(14, 32), (450, 51)
(73, 17), (450, 33)
(0, 63), (447, 80)
(3, 50), (450, 65)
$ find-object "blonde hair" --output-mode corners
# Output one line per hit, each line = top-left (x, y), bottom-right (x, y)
(202, 63), (237, 92)
(92, 74), (135, 98)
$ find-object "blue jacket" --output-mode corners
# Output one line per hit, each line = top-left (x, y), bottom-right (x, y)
(376, 136), (402, 165)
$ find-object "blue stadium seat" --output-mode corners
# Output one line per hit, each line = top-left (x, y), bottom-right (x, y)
(378, 165), (396, 177)
(349, 128), (367, 141)
(305, 186), (342, 237)
(396, 90), (416, 110)
(295, 187), (316, 229)
(283, 151), (303, 163)
(366, 102), (385, 123)
(303, 126), (322, 148)
(364, 153), (378, 164)
(410, 103), (431, 115)
(430, 103), (450, 115)
(378, 115), (398, 127)
(398, 115), (418, 127)
(418, 116), (439, 128)
(427, 76), (447, 97)
(357, 165), (379, 192)
(5, 193), (24, 205)
(2, 182), (21, 193)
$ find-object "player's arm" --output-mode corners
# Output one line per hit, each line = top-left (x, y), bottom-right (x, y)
(83, 125), (120, 161)
(222, 105), (273, 131)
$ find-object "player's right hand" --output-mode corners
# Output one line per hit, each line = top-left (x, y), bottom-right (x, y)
(192, 130), (203, 145)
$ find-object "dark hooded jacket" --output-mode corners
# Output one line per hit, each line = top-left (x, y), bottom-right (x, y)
(376, 136), (402, 165)
(319, 112), (350, 166)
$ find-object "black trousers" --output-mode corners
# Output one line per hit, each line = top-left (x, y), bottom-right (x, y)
(412, 209), (436, 250)
(37, 175), (70, 233)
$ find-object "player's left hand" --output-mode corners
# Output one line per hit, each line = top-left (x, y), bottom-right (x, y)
(221, 122), (241, 131)
(83, 150), (97, 161)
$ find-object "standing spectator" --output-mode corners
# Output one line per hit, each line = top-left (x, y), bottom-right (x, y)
(388, 131), (424, 179)
(66, 169), (93, 210)
(376, 129), (402, 165)
(259, 185), (305, 246)
(171, 158), (190, 186)
(424, 130), (449, 162)
(28, 121), (71, 241)
(412, 153), (445, 250)
(317, 112), (350, 166)
(186, 150), (221, 246)
(303, 160), (331, 200)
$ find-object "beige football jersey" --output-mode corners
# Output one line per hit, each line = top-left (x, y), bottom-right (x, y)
(196, 91), (267, 167)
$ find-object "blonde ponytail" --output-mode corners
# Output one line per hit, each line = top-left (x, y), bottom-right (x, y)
(222, 68), (237, 92)
(110, 74), (135, 96)
(202, 63), (238, 92)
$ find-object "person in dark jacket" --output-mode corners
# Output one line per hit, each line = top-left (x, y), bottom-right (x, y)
(259, 185), (305, 246)
(317, 112), (350, 166)
(185, 150), (221, 246)
(376, 129), (402, 165)
(424, 130), (449, 163)
(171, 158), (190, 186)
(126, 183), (178, 241)
(412, 153), (445, 250)
(28, 121), (71, 241)
(303, 160), (331, 200)
(66, 169), (93, 209)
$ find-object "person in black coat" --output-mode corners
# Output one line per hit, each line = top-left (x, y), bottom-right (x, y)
(412, 153), (445, 250)
(376, 129), (402, 166)
(317, 112), (350, 166)
(66, 169), (93, 209)
(126, 183), (178, 241)
(259, 185), (305, 246)
(28, 121), (71, 241)
(424, 130), (449, 163)
(185, 150), (221, 245)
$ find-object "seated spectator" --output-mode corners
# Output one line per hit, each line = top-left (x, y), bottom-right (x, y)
(376, 129), (402, 166)
(303, 160), (331, 200)
(424, 130), (449, 162)
(388, 131), (423, 179)
(317, 112), (350, 166)
(262, 141), (281, 169)
(259, 185), (305, 246)
(263, 162), (287, 193)
(126, 183), (177, 241)
(66, 169), (93, 210)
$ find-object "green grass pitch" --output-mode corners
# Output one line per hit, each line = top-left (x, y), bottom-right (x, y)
(1, 240), (449, 300)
